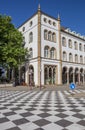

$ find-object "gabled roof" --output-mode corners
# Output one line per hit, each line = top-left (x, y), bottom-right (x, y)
(18, 10), (58, 29)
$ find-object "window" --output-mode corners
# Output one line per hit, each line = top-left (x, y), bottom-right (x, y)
(79, 43), (82, 51)
(68, 39), (72, 48)
(29, 48), (33, 58)
(44, 46), (49, 58)
(22, 27), (25, 32)
(74, 41), (78, 50)
(53, 22), (56, 26)
(44, 18), (47, 23)
(84, 57), (85, 64)
(29, 32), (33, 43)
(52, 33), (56, 42)
(69, 53), (73, 62)
(62, 37), (66, 46)
(75, 54), (78, 63)
(50, 47), (55, 59)
(29, 21), (33, 27)
(22, 36), (26, 47)
(48, 31), (52, 41)
(80, 55), (83, 63)
(48, 20), (52, 25)
(44, 30), (48, 40)
(63, 51), (67, 61)
(84, 45), (85, 52)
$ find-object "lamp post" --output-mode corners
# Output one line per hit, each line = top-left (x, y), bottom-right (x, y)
(29, 69), (33, 90)
(24, 54), (29, 86)
(40, 69), (42, 90)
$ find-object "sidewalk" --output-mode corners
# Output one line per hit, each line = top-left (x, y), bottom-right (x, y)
(0, 84), (85, 91)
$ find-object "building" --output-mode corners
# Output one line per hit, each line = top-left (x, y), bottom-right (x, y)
(18, 5), (85, 87)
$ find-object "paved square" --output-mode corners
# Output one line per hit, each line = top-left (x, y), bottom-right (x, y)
(0, 89), (85, 130)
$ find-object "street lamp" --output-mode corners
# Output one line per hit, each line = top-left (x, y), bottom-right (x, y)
(40, 69), (42, 90)
(29, 69), (33, 90)
(25, 53), (30, 84)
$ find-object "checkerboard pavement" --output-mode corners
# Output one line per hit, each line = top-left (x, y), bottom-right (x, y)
(0, 89), (85, 130)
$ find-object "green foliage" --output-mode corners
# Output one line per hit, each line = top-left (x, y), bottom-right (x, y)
(0, 14), (28, 68)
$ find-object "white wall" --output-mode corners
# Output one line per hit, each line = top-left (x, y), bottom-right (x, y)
(61, 31), (85, 63)
(18, 14), (38, 58)
(41, 14), (59, 58)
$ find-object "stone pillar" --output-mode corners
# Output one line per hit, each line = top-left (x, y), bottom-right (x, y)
(55, 66), (58, 85)
(78, 73), (80, 85)
(37, 4), (41, 87)
(83, 74), (84, 85)
(52, 68), (53, 84)
(57, 14), (62, 85)
(73, 71), (75, 83)
(67, 72), (69, 85)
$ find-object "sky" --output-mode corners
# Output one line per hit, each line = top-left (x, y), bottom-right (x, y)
(0, 0), (85, 35)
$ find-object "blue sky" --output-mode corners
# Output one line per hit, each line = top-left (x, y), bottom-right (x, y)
(0, 0), (85, 35)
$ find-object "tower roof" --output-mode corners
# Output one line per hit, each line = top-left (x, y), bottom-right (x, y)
(38, 4), (41, 11)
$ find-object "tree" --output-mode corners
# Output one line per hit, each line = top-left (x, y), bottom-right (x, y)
(0, 68), (4, 77)
(0, 14), (28, 80)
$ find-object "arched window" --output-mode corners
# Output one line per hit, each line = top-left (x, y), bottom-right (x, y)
(75, 54), (78, 63)
(48, 31), (52, 41)
(44, 46), (49, 58)
(62, 37), (66, 46)
(52, 33), (56, 42)
(80, 55), (83, 63)
(79, 43), (82, 51)
(68, 39), (72, 48)
(69, 53), (73, 62)
(29, 21), (33, 27)
(84, 57), (85, 64)
(43, 18), (47, 23)
(22, 36), (26, 47)
(29, 32), (33, 43)
(84, 45), (85, 52)
(29, 48), (33, 58)
(50, 47), (55, 59)
(63, 51), (67, 61)
(74, 41), (78, 50)
(44, 30), (48, 40)
(53, 22), (56, 26)
(48, 20), (52, 25)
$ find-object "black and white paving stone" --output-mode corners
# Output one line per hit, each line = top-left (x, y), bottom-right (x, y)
(0, 89), (85, 130)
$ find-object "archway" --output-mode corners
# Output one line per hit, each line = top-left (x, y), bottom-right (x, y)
(44, 67), (48, 85)
(75, 68), (79, 83)
(80, 68), (83, 84)
(62, 67), (67, 84)
(44, 65), (56, 85)
(69, 67), (73, 83)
